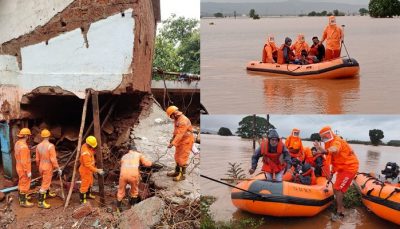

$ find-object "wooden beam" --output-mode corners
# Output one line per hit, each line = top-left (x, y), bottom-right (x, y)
(64, 90), (90, 209)
(91, 91), (105, 205)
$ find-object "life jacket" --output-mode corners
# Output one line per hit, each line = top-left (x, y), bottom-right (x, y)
(309, 44), (319, 56)
(277, 44), (293, 64)
(262, 43), (277, 63)
(260, 139), (286, 173)
(325, 136), (359, 173)
(295, 168), (317, 185)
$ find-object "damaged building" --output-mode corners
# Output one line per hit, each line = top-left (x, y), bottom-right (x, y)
(0, 0), (160, 181)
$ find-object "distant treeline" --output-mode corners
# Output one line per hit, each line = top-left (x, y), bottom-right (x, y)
(304, 9), (345, 17)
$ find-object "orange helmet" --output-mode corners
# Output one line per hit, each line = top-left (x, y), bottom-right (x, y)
(297, 34), (305, 42)
(18, 128), (31, 137)
(292, 128), (300, 137)
(329, 16), (336, 25)
(319, 126), (334, 143)
(268, 35), (275, 43)
(41, 129), (51, 138)
(166, 106), (179, 117)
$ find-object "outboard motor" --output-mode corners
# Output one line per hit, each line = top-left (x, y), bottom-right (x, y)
(381, 162), (400, 180)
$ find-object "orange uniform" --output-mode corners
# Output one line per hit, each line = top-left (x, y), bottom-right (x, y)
(171, 113), (194, 166)
(117, 150), (152, 201)
(324, 135), (359, 192)
(291, 34), (310, 58)
(15, 139), (32, 193)
(36, 140), (59, 192)
(285, 129), (303, 154)
(322, 16), (343, 60)
(262, 37), (277, 63)
(79, 143), (98, 193)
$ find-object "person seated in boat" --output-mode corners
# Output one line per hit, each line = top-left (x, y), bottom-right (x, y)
(249, 129), (292, 182)
(291, 34), (310, 58)
(294, 50), (314, 65)
(309, 36), (325, 63)
(277, 37), (295, 64)
(287, 141), (305, 172)
(304, 146), (330, 177)
(293, 163), (317, 185)
(262, 35), (278, 63)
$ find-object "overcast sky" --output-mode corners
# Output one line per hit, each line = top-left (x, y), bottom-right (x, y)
(161, 0), (200, 20)
(201, 0), (368, 4)
(201, 115), (400, 141)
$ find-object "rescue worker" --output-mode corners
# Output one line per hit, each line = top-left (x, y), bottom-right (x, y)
(285, 128), (303, 152)
(320, 16), (343, 61)
(79, 136), (104, 204)
(262, 35), (278, 63)
(166, 106), (194, 182)
(249, 129), (291, 181)
(116, 145), (152, 212)
(35, 129), (62, 209)
(314, 126), (359, 221)
(291, 34), (310, 58)
(277, 37), (295, 64)
(15, 128), (34, 207)
(309, 36), (325, 62)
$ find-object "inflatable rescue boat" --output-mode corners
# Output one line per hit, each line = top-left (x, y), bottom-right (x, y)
(231, 173), (334, 217)
(354, 173), (400, 225)
(246, 57), (359, 79)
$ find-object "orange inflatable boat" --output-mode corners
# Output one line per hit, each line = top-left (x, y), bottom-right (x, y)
(231, 173), (334, 217)
(246, 57), (359, 79)
(354, 173), (400, 225)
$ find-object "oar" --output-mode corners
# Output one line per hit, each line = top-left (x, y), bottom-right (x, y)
(341, 25), (352, 63)
(200, 174), (263, 198)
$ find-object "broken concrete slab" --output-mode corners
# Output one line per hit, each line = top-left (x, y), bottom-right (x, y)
(50, 125), (62, 138)
(102, 121), (114, 135)
(119, 196), (165, 229)
(72, 202), (93, 219)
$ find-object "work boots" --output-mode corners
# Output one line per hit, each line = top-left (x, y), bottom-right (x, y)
(116, 200), (123, 213)
(79, 192), (87, 204)
(173, 165), (186, 182)
(129, 196), (139, 206)
(46, 189), (57, 198)
(38, 192), (51, 209)
(167, 165), (180, 177)
(87, 187), (96, 199)
(18, 192), (34, 208)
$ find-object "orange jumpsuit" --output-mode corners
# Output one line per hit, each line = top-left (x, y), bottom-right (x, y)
(79, 143), (98, 193)
(15, 140), (32, 193)
(117, 151), (152, 201)
(291, 35), (310, 58)
(36, 140), (59, 192)
(322, 24), (343, 60)
(285, 131), (303, 152)
(324, 135), (359, 192)
(262, 42), (277, 63)
(171, 113), (194, 166)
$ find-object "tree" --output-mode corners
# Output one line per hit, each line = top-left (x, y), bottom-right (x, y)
(236, 116), (275, 139)
(218, 127), (233, 136)
(308, 11), (317, 16)
(249, 9), (256, 18)
(333, 9), (340, 16)
(359, 8), (369, 16)
(369, 129), (384, 146)
(369, 0), (400, 18)
(310, 133), (321, 142)
(153, 14), (200, 75)
(214, 12), (223, 18)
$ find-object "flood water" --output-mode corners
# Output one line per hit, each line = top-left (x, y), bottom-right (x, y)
(201, 16), (400, 114)
(200, 134), (400, 228)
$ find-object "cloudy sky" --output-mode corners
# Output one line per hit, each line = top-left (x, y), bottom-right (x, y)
(161, 0), (200, 20)
(201, 115), (400, 141)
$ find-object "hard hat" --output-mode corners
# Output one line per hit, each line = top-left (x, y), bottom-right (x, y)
(166, 106), (179, 117)
(329, 16), (336, 25)
(319, 126), (332, 135)
(18, 128), (31, 137)
(41, 129), (51, 138)
(86, 136), (97, 148)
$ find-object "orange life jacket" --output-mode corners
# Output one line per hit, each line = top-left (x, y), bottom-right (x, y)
(325, 136), (359, 173)
(262, 43), (277, 63)
(309, 44), (319, 56)
(260, 139), (286, 173)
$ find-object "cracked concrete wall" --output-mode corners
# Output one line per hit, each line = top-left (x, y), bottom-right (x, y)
(0, 0), (160, 121)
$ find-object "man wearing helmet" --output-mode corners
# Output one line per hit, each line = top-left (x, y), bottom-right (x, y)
(166, 106), (194, 182)
(78, 135), (105, 204)
(15, 128), (34, 207)
(249, 129), (291, 181)
(314, 126), (359, 221)
(35, 129), (62, 209)
(320, 16), (343, 61)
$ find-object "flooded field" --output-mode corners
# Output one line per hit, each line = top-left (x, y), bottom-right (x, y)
(200, 134), (400, 228)
(201, 16), (400, 114)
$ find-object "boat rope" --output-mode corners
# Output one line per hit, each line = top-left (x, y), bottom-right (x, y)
(384, 188), (400, 200)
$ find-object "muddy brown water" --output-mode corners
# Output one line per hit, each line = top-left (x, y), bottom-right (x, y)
(200, 134), (400, 228)
(201, 16), (400, 114)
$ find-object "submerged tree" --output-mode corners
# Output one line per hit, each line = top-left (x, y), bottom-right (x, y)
(236, 115), (275, 139)
(218, 127), (233, 136)
(369, 0), (400, 18)
(369, 129), (384, 146)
